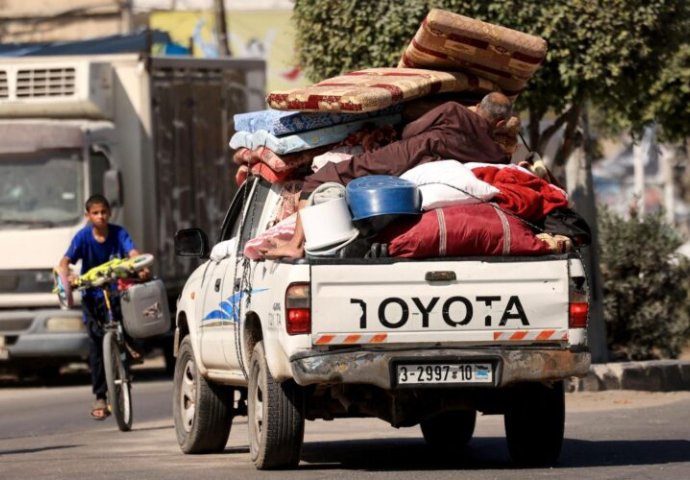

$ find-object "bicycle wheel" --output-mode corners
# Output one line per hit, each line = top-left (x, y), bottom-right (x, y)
(104, 331), (133, 431)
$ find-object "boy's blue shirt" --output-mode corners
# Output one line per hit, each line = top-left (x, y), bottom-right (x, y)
(65, 223), (136, 303)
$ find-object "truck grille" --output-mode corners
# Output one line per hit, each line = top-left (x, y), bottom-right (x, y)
(0, 270), (53, 293)
(0, 318), (33, 332)
(16, 67), (76, 98)
(0, 70), (8, 98)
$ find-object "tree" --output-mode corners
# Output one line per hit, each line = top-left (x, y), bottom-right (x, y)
(598, 207), (690, 360)
(294, 0), (690, 177)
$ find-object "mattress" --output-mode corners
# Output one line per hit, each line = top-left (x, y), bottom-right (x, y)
(233, 105), (402, 136)
(229, 113), (402, 154)
(398, 9), (547, 95)
(266, 67), (496, 113)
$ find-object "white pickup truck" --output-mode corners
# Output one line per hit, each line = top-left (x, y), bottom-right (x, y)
(172, 176), (591, 470)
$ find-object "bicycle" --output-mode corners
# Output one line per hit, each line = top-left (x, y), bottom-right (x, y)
(53, 254), (154, 431)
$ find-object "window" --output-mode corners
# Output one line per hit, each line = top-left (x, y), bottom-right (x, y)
(89, 148), (110, 196)
(0, 149), (83, 226)
(217, 178), (271, 253)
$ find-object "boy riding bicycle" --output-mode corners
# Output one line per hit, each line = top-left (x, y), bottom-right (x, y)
(57, 194), (150, 420)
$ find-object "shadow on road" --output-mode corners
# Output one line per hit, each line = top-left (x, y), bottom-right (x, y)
(559, 438), (690, 467)
(299, 436), (690, 470)
(0, 445), (78, 456)
(0, 356), (172, 389)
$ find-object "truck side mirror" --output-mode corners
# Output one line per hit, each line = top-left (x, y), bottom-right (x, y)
(175, 228), (210, 258)
(103, 170), (123, 208)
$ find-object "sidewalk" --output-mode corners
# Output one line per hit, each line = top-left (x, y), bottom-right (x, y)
(568, 359), (690, 392)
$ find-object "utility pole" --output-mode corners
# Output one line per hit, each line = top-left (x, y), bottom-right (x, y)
(213, 0), (231, 57)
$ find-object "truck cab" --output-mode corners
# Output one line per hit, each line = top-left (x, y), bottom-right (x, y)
(0, 119), (120, 373)
(0, 53), (265, 376)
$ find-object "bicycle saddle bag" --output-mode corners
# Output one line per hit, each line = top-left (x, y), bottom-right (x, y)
(120, 279), (171, 339)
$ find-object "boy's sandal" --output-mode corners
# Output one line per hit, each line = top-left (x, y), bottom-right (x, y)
(91, 399), (111, 421)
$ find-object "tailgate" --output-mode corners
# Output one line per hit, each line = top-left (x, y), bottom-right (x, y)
(310, 259), (570, 346)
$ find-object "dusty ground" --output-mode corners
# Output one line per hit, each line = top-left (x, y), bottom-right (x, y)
(568, 390), (690, 412)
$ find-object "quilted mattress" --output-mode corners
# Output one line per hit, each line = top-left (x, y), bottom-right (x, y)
(266, 67), (496, 113)
(398, 9), (547, 95)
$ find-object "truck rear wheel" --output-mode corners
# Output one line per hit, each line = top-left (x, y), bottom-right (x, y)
(248, 341), (305, 470)
(421, 410), (476, 448)
(173, 336), (233, 453)
(504, 381), (565, 466)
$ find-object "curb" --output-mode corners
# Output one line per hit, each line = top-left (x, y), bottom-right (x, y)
(566, 359), (690, 392)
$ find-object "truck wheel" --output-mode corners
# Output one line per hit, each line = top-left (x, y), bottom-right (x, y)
(504, 381), (565, 466)
(420, 410), (476, 448)
(248, 341), (305, 470)
(173, 336), (233, 454)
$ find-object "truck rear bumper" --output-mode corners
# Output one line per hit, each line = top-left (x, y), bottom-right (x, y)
(290, 347), (591, 389)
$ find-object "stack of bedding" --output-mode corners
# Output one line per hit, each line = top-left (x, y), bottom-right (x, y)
(230, 104), (403, 186)
(231, 9), (591, 259)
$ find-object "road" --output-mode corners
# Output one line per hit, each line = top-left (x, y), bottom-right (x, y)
(1, 363), (689, 480)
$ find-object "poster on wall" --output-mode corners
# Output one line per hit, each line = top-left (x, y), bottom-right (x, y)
(150, 10), (308, 93)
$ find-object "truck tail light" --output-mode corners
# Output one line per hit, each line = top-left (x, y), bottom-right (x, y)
(286, 283), (310, 335)
(569, 279), (589, 329)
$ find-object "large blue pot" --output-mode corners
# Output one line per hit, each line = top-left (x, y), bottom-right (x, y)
(346, 175), (421, 221)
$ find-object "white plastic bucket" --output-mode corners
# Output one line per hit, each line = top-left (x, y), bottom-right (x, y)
(301, 197), (359, 252)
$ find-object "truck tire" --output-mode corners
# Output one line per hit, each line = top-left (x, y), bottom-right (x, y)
(173, 336), (233, 454)
(248, 341), (305, 470)
(504, 381), (565, 466)
(421, 410), (477, 448)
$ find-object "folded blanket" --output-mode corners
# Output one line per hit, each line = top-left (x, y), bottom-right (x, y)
(471, 165), (568, 222)
(233, 105), (402, 136)
(244, 214), (297, 260)
(234, 162), (295, 186)
(232, 145), (331, 172)
(229, 114), (402, 154)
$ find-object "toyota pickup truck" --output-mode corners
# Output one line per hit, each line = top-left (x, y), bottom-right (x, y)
(172, 176), (591, 470)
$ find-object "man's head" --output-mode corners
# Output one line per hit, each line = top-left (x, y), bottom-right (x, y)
(85, 194), (111, 229)
(476, 92), (513, 130)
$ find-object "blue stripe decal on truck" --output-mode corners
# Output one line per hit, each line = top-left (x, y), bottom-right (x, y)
(202, 288), (267, 322)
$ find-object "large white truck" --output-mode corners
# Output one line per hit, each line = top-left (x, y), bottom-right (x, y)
(172, 176), (591, 469)
(0, 53), (265, 376)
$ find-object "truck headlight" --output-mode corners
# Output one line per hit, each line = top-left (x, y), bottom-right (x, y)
(46, 317), (85, 332)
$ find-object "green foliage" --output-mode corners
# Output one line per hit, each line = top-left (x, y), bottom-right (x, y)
(598, 207), (690, 360)
(292, 0), (690, 143)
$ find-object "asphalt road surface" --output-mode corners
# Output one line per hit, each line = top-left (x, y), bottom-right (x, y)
(1, 362), (690, 480)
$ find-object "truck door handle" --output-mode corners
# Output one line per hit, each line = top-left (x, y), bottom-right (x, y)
(214, 278), (221, 292)
(425, 271), (456, 282)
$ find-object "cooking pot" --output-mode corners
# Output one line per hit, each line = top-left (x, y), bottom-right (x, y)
(346, 175), (421, 221)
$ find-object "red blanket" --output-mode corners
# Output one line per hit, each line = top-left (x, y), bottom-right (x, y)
(471, 166), (568, 222)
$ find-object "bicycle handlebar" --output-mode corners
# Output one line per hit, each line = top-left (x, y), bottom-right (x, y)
(72, 254), (155, 290)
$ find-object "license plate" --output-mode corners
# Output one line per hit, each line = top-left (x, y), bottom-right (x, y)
(396, 362), (493, 385)
(0, 336), (8, 360)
